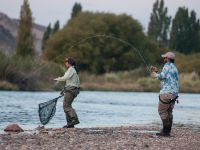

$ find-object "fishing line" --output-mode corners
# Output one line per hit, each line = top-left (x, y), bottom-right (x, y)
(17, 34), (152, 82)
(68, 34), (151, 72)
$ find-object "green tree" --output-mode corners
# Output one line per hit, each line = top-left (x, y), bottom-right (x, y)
(198, 27), (200, 51)
(42, 21), (60, 51)
(52, 20), (60, 34)
(16, 0), (34, 56)
(42, 23), (52, 50)
(189, 11), (200, 53)
(148, 0), (171, 47)
(71, 2), (82, 18)
(43, 12), (161, 74)
(170, 7), (200, 54)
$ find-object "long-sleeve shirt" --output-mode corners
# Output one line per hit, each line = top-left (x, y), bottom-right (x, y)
(54, 66), (80, 87)
(156, 62), (179, 95)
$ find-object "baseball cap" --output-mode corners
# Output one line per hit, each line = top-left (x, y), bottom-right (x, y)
(161, 52), (175, 59)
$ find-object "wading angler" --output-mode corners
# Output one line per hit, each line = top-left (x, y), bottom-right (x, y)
(54, 57), (80, 128)
(151, 51), (179, 136)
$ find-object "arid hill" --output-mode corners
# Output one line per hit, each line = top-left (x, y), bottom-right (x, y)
(0, 12), (46, 55)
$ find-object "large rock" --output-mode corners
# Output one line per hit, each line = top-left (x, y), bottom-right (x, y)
(4, 123), (24, 132)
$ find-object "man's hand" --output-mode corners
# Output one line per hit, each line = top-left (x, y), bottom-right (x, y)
(151, 72), (157, 78)
(60, 90), (64, 96)
(54, 77), (59, 81)
(54, 78), (59, 84)
(150, 66), (158, 73)
(60, 87), (66, 96)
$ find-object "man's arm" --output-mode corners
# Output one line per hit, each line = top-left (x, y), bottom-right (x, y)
(54, 67), (73, 82)
(150, 65), (168, 80)
(157, 65), (168, 80)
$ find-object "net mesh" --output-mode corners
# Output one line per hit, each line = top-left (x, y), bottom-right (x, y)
(38, 96), (63, 125)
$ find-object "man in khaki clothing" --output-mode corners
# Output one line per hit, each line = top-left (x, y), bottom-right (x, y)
(151, 52), (179, 136)
(54, 57), (80, 128)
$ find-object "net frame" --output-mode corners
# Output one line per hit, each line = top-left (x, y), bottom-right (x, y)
(38, 95), (63, 125)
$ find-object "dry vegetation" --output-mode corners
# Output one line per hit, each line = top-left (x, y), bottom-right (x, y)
(0, 52), (200, 93)
(80, 71), (200, 93)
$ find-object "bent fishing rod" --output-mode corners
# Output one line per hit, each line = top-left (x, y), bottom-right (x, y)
(67, 34), (151, 73)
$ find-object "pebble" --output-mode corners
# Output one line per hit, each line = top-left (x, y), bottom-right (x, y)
(0, 125), (200, 150)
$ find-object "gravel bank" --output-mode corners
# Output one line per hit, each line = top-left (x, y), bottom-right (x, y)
(0, 124), (200, 150)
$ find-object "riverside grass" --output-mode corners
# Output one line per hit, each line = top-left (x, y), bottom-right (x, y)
(0, 52), (200, 92)
(80, 71), (200, 93)
(1, 71), (199, 93)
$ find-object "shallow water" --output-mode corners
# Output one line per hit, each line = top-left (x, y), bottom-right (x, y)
(0, 91), (200, 131)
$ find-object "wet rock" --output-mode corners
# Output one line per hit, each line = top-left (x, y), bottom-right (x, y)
(4, 123), (24, 133)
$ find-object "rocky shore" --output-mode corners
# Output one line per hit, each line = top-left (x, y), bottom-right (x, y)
(0, 124), (200, 150)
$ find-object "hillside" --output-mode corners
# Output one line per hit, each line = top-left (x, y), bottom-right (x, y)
(0, 12), (46, 55)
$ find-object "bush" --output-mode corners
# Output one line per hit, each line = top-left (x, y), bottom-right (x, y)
(0, 53), (64, 91)
(43, 12), (162, 74)
(176, 52), (200, 73)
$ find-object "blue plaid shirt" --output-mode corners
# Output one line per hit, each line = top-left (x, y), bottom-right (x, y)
(156, 62), (179, 95)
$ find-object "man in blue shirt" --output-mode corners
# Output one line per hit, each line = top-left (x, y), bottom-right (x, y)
(151, 52), (179, 136)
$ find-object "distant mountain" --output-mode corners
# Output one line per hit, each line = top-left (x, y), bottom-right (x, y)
(0, 12), (46, 55)
(0, 24), (16, 55)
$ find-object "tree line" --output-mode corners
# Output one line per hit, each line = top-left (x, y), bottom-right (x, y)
(16, 0), (200, 74)
(148, 0), (200, 54)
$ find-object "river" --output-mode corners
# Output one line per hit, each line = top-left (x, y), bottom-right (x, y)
(0, 91), (200, 132)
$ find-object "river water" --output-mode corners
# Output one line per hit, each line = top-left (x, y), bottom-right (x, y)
(0, 91), (200, 131)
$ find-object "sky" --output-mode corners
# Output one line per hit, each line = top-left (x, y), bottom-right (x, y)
(0, 0), (200, 31)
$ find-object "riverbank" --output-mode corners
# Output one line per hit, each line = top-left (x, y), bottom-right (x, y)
(0, 124), (200, 150)
(1, 52), (200, 92)
(80, 72), (200, 93)
(1, 72), (200, 93)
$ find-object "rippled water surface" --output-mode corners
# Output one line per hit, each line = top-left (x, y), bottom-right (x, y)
(0, 91), (200, 131)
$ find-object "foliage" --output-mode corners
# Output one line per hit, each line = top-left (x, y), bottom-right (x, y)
(170, 7), (200, 54)
(71, 2), (82, 18)
(16, 0), (34, 57)
(42, 23), (52, 50)
(52, 20), (60, 34)
(148, 0), (171, 47)
(175, 52), (200, 73)
(0, 50), (200, 92)
(43, 11), (162, 74)
(0, 81), (19, 90)
(0, 51), (10, 79)
(0, 51), (64, 90)
(79, 70), (160, 92)
(179, 72), (200, 93)
(42, 21), (60, 51)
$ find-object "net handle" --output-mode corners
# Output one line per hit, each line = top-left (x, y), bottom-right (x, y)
(54, 95), (64, 100)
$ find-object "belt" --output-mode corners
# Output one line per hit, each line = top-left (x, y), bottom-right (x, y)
(159, 95), (179, 104)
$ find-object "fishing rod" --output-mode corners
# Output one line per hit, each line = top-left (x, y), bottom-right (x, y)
(68, 34), (151, 72)
(37, 35), (152, 125)
(19, 34), (152, 83)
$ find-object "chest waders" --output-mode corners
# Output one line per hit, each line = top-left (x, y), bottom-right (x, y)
(157, 95), (179, 136)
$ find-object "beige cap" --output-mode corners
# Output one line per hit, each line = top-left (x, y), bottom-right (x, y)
(161, 52), (175, 59)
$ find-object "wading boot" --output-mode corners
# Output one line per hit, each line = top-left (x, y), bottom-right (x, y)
(63, 114), (79, 128)
(63, 113), (75, 128)
(156, 126), (171, 137)
(63, 125), (74, 128)
(62, 119), (79, 128)
(68, 119), (80, 126)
